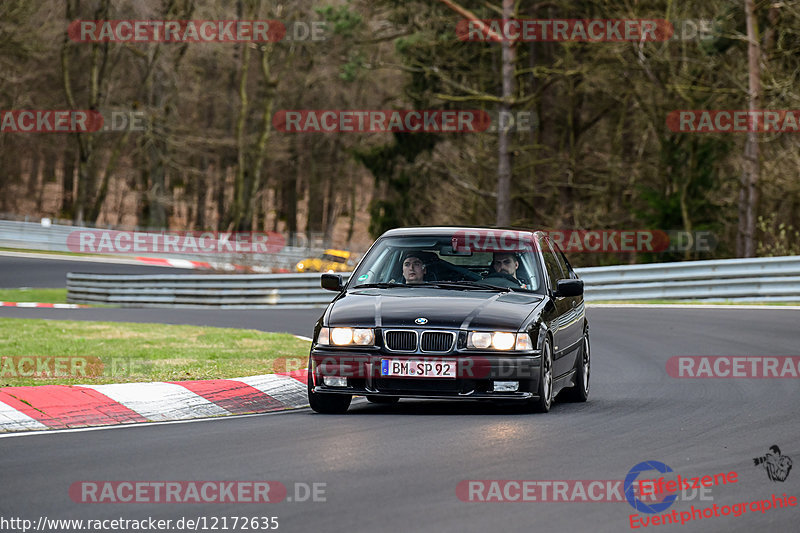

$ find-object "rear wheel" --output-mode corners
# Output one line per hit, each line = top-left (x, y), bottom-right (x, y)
(562, 328), (590, 402)
(366, 396), (400, 405)
(308, 372), (352, 414)
(527, 337), (553, 413)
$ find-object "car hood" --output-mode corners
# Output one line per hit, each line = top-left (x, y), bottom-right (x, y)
(327, 287), (544, 330)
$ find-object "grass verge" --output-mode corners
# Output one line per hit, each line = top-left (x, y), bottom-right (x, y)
(0, 288), (68, 304)
(0, 318), (310, 387)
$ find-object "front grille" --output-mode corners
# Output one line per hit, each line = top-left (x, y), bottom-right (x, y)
(384, 330), (417, 351)
(420, 331), (455, 352)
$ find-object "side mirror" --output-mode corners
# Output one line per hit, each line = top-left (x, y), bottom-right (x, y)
(321, 273), (344, 292)
(555, 279), (583, 297)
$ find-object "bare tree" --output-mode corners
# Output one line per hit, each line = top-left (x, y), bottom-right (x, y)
(437, 0), (513, 226)
(737, 0), (762, 257)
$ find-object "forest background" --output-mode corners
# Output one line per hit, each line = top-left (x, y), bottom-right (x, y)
(1, 0), (799, 266)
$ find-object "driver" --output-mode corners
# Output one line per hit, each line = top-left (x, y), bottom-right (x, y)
(401, 251), (427, 284)
(487, 252), (528, 288)
(491, 252), (519, 278)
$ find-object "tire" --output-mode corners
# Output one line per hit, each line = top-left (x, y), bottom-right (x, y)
(562, 328), (590, 402)
(527, 337), (553, 413)
(366, 396), (400, 405)
(308, 372), (352, 414)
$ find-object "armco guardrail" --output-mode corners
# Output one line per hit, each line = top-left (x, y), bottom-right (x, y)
(67, 272), (345, 308)
(0, 219), (325, 272)
(576, 255), (800, 301)
(66, 256), (800, 308)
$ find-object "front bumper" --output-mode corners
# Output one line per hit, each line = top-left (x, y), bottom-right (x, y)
(310, 349), (542, 401)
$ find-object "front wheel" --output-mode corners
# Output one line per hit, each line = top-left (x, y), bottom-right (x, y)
(308, 372), (352, 414)
(527, 337), (553, 413)
(562, 328), (590, 402)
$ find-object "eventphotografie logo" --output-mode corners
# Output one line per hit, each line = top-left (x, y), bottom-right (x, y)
(753, 445), (793, 483)
(624, 461), (737, 514)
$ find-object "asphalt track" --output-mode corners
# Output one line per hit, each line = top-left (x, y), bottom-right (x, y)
(0, 255), (194, 288)
(1, 304), (798, 532)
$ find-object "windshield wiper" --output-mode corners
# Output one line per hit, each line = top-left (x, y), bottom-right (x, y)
(353, 282), (413, 289)
(426, 281), (513, 292)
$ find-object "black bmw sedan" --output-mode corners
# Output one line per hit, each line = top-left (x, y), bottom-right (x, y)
(307, 227), (589, 414)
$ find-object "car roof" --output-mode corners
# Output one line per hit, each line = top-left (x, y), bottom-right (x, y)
(380, 226), (545, 240)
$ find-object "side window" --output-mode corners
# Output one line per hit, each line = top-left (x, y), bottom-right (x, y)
(551, 241), (572, 279)
(539, 238), (564, 291)
(560, 251), (578, 279)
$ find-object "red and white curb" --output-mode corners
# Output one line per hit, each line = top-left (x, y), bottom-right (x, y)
(0, 370), (308, 433)
(1, 301), (86, 308)
(133, 256), (254, 272)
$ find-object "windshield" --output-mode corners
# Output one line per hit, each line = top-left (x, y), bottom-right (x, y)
(349, 231), (542, 292)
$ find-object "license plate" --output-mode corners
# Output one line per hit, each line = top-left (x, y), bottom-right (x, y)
(380, 359), (458, 379)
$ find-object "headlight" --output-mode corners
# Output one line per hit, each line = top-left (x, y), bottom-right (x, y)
(470, 332), (492, 349)
(318, 327), (375, 346)
(331, 327), (353, 345)
(297, 262), (305, 270)
(467, 331), (532, 351)
(492, 332), (516, 350)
